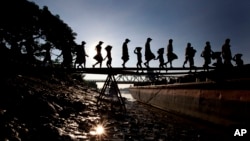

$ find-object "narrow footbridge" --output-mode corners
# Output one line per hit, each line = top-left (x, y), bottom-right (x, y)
(73, 66), (214, 75)
(74, 67), (215, 84)
(70, 66), (215, 112)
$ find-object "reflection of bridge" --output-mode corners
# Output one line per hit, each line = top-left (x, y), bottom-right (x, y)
(71, 67), (215, 112)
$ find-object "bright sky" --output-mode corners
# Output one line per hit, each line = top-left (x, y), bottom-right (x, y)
(29, 0), (250, 87)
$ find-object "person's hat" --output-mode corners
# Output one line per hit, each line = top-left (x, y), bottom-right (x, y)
(235, 53), (243, 58)
(159, 47), (164, 50)
(105, 45), (112, 50)
(157, 48), (164, 53)
(81, 41), (86, 45)
(99, 41), (103, 44)
(125, 38), (130, 42)
(135, 47), (142, 50)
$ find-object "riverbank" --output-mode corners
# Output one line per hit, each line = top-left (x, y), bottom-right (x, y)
(0, 70), (247, 140)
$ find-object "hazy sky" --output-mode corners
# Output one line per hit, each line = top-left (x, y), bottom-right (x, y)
(29, 0), (250, 85)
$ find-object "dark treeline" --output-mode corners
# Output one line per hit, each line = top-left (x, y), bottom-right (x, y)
(0, 0), (76, 68)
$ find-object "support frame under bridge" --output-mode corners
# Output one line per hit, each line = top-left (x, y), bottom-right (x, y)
(74, 67), (216, 112)
(85, 74), (181, 84)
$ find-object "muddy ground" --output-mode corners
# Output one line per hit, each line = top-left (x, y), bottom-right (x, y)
(0, 68), (248, 141)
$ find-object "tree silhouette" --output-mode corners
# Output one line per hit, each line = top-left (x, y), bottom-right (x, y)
(0, 0), (77, 68)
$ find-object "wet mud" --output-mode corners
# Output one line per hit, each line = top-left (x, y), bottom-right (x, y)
(0, 74), (247, 141)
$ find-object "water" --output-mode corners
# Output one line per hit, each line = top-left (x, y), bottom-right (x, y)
(121, 92), (135, 102)
(53, 91), (240, 141)
(120, 92), (236, 141)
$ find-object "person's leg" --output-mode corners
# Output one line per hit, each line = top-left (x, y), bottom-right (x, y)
(93, 62), (98, 68)
(170, 61), (173, 68)
(99, 61), (102, 68)
(183, 59), (187, 68)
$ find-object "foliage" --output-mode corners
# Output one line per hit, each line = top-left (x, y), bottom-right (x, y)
(0, 0), (77, 68)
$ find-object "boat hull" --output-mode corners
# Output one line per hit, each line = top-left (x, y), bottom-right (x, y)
(129, 82), (250, 126)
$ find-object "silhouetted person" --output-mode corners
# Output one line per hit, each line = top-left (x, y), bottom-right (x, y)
(24, 38), (37, 64)
(93, 41), (104, 68)
(61, 41), (73, 69)
(144, 38), (155, 68)
(201, 41), (213, 71)
(155, 48), (165, 68)
(134, 47), (143, 73)
(189, 46), (196, 68)
(183, 42), (196, 68)
(221, 38), (233, 67)
(233, 53), (244, 67)
(164, 39), (178, 68)
(121, 38), (130, 68)
(74, 41), (88, 68)
(212, 52), (223, 68)
(104, 45), (112, 68)
(42, 42), (53, 67)
(183, 42), (191, 68)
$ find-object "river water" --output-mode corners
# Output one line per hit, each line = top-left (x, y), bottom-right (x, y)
(121, 92), (249, 141)
(54, 90), (244, 141)
(118, 92), (233, 141)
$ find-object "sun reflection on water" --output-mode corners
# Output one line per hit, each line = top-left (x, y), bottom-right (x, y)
(96, 124), (105, 135)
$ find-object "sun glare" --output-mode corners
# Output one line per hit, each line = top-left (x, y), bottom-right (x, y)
(86, 45), (95, 58)
(95, 125), (105, 135)
(89, 124), (106, 136)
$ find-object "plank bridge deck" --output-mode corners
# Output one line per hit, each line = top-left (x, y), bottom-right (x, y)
(70, 67), (215, 75)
